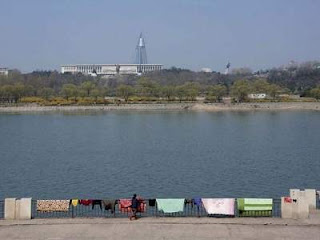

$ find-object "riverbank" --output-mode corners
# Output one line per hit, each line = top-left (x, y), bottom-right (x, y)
(192, 102), (320, 111)
(0, 102), (319, 113)
(1, 217), (319, 240)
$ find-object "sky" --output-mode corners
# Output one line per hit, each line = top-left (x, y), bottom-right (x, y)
(0, 0), (319, 72)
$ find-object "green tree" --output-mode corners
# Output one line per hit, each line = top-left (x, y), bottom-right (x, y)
(137, 77), (159, 97)
(11, 84), (26, 102)
(267, 84), (280, 99)
(24, 85), (36, 97)
(208, 84), (227, 102)
(61, 84), (78, 101)
(183, 82), (199, 101)
(117, 84), (134, 102)
(78, 89), (87, 98)
(252, 79), (282, 98)
(39, 87), (55, 100)
(310, 86), (320, 99)
(252, 79), (270, 93)
(231, 80), (251, 102)
(175, 85), (186, 102)
(81, 81), (95, 97)
(90, 88), (100, 101)
(0, 85), (14, 103)
(99, 87), (109, 98)
(0, 86), (3, 102)
(161, 85), (176, 100)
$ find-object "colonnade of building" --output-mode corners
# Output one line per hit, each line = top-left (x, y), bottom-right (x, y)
(61, 64), (163, 76)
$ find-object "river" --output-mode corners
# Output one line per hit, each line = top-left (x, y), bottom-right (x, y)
(0, 111), (319, 199)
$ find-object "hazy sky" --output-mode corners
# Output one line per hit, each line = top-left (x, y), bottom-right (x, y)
(0, 0), (319, 72)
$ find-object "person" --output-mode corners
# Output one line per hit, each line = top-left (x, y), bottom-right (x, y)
(130, 194), (139, 220)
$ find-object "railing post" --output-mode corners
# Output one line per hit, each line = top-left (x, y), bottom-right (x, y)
(197, 206), (200, 218)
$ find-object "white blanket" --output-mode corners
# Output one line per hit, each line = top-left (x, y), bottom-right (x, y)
(202, 198), (235, 215)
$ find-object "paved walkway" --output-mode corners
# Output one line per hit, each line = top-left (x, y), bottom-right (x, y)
(1, 218), (320, 240)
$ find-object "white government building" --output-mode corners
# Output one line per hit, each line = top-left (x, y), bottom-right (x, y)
(61, 64), (162, 76)
(61, 34), (162, 76)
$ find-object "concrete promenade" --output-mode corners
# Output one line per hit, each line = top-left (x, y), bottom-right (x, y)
(1, 217), (320, 240)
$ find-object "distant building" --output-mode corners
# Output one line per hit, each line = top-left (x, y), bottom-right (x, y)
(61, 64), (162, 76)
(224, 62), (231, 75)
(248, 93), (267, 99)
(61, 33), (162, 77)
(222, 97), (232, 104)
(0, 68), (9, 76)
(201, 68), (212, 73)
(278, 94), (300, 99)
(136, 33), (148, 65)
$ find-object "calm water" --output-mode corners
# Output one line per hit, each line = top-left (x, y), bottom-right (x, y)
(0, 111), (319, 200)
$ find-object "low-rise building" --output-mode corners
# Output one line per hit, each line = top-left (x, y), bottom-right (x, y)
(0, 68), (9, 76)
(278, 94), (301, 99)
(61, 64), (162, 76)
(201, 68), (212, 73)
(248, 93), (267, 99)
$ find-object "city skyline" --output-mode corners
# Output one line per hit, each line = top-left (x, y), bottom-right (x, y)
(0, 0), (320, 72)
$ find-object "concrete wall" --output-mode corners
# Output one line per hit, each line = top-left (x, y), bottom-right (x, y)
(4, 198), (16, 220)
(18, 198), (32, 220)
(5, 198), (32, 220)
(281, 197), (309, 219)
(281, 188), (317, 219)
(290, 189), (316, 209)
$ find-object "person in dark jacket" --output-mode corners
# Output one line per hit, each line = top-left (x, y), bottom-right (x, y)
(130, 194), (139, 220)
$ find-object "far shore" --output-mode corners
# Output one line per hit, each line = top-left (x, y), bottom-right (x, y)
(0, 102), (319, 113)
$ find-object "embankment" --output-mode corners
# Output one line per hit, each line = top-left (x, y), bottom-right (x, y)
(0, 102), (319, 113)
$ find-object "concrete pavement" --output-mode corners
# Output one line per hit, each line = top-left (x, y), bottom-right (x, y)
(1, 217), (320, 240)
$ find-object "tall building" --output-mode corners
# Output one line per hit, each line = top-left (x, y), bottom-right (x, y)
(61, 33), (162, 77)
(136, 33), (148, 73)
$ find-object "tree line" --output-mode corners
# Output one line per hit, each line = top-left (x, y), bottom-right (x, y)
(0, 61), (320, 104)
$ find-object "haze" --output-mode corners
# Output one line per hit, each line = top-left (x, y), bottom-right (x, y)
(0, 0), (319, 72)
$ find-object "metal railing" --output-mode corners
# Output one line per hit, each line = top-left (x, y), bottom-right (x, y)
(2, 196), (317, 220)
(31, 199), (282, 219)
(0, 201), (4, 219)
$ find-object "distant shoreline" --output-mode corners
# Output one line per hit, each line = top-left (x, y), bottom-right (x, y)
(0, 102), (319, 113)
